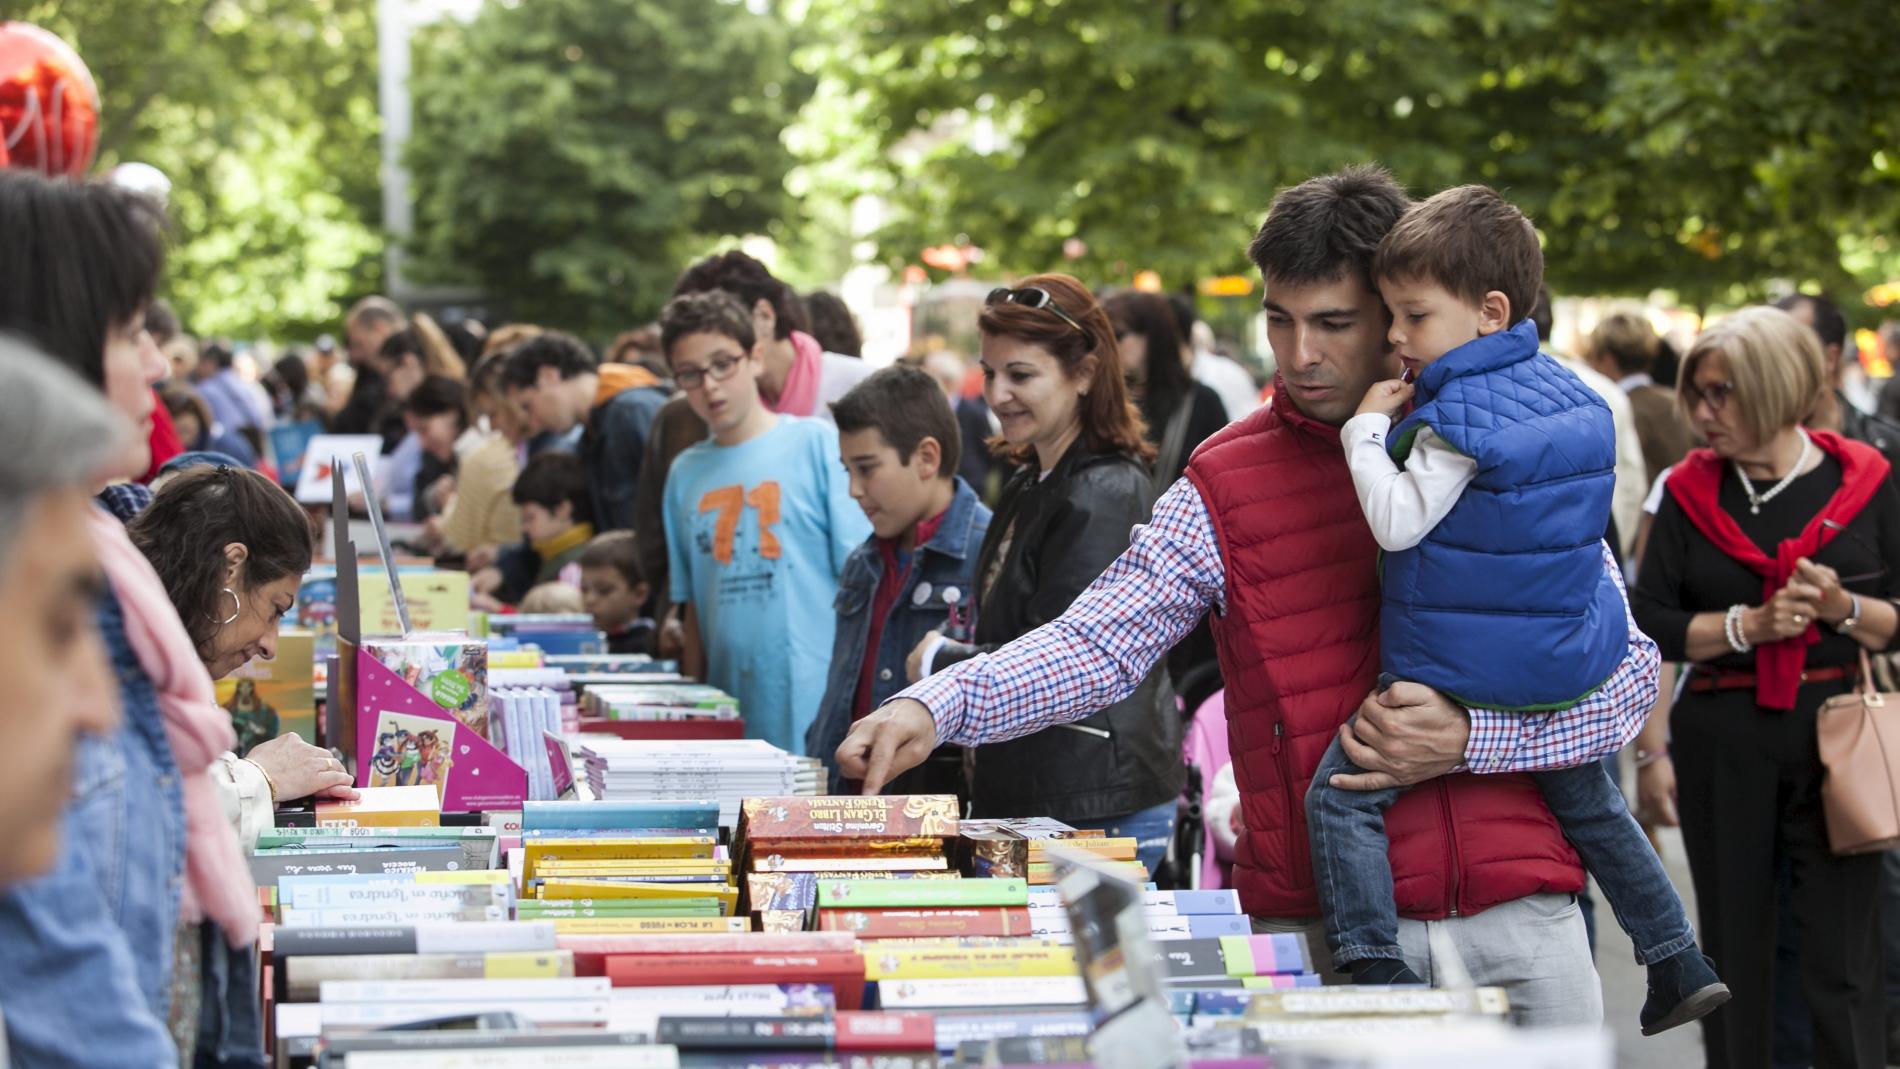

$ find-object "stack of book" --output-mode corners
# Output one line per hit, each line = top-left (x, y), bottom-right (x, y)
(579, 681), (746, 741)
(580, 739), (821, 826)
(516, 800), (742, 933)
(735, 795), (963, 933)
(956, 817), (1143, 884)
(489, 685), (564, 799)
(1023, 885), (1253, 943)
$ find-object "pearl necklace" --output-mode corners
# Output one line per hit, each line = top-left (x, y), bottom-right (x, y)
(1733, 428), (1812, 515)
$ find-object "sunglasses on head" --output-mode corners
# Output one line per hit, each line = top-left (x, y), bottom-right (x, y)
(986, 286), (1094, 348)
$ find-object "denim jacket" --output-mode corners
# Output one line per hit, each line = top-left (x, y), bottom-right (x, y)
(807, 478), (991, 789)
(0, 581), (185, 1066)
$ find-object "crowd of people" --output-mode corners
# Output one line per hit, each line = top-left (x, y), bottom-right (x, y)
(5, 152), (1900, 1068)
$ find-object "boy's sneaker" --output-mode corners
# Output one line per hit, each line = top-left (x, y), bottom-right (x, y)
(1348, 957), (1424, 986)
(1639, 949), (1730, 1036)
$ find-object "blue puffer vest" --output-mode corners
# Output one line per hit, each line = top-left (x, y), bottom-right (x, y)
(1382, 318), (1625, 710)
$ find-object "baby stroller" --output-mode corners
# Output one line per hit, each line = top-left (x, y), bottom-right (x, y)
(1159, 689), (1233, 891)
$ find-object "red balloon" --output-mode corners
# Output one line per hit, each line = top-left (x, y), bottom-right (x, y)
(0, 22), (99, 177)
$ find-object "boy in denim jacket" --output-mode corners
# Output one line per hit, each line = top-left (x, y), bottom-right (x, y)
(808, 366), (991, 793)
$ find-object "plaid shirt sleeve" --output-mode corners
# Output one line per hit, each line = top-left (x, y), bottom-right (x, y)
(902, 477), (1227, 747)
(1461, 542), (1662, 773)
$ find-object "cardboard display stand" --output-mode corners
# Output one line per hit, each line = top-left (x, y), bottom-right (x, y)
(328, 455), (527, 813)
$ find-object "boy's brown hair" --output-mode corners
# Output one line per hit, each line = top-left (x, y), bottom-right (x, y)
(578, 530), (645, 590)
(1371, 184), (1543, 326)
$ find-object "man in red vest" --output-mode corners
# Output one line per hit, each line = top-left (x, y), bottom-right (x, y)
(839, 166), (1661, 1026)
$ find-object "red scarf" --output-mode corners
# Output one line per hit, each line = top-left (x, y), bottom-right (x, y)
(1665, 429), (1890, 709)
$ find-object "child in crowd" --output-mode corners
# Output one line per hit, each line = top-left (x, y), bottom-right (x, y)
(578, 531), (658, 656)
(474, 452), (595, 605)
(519, 582), (585, 615)
(1306, 185), (1728, 1035)
(806, 366), (992, 793)
(660, 291), (868, 753)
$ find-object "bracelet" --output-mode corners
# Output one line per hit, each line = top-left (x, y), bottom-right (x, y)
(1724, 604), (1754, 655)
(1633, 746), (1669, 769)
(1836, 593), (1863, 634)
(243, 758), (278, 802)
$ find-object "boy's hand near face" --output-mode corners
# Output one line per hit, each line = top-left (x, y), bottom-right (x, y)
(1355, 379), (1415, 421)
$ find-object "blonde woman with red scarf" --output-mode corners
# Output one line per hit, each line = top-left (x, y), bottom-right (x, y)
(1632, 306), (1900, 1069)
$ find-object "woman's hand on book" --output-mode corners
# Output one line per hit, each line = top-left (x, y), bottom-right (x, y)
(247, 732), (358, 803)
(837, 699), (936, 795)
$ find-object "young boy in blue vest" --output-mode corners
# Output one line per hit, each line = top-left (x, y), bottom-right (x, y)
(805, 366), (992, 794)
(1305, 184), (1728, 1033)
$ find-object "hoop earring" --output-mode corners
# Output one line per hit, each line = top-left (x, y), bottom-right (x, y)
(208, 587), (242, 626)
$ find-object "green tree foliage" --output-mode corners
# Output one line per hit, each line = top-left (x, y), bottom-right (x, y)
(809, 0), (1900, 312)
(17, 0), (384, 338)
(404, 0), (815, 339)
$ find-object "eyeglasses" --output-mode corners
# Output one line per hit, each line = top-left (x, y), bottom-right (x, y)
(673, 354), (746, 392)
(1686, 379), (1736, 414)
(1821, 519), (1892, 586)
(987, 286), (1094, 348)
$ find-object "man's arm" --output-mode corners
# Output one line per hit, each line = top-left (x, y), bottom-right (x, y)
(1330, 542), (1659, 789)
(840, 478), (1225, 788)
(1341, 416), (1478, 553)
(1462, 541), (1659, 772)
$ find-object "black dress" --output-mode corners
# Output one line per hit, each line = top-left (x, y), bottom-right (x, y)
(1632, 453), (1900, 1069)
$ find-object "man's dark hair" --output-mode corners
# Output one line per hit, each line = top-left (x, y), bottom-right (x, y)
(200, 341), (236, 371)
(1774, 293), (1848, 354)
(127, 466), (315, 654)
(803, 291), (862, 357)
(1372, 184), (1543, 327)
(1166, 293), (1198, 348)
(499, 331), (598, 391)
(830, 366), (961, 480)
(578, 530), (645, 589)
(672, 250), (805, 341)
(1246, 165), (1410, 296)
(511, 451), (593, 525)
(403, 375), (469, 428)
(0, 170), (166, 386)
(660, 291), (757, 360)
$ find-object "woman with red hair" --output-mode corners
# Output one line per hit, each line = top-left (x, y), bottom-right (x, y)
(908, 274), (1184, 874)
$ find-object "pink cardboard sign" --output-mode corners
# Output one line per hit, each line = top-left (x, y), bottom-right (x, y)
(355, 646), (526, 813)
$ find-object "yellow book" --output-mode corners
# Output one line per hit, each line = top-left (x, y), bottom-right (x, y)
(315, 786), (442, 828)
(534, 859), (732, 874)
(523, 837), (718, 880)
(488, 650), (544, 669)
(861, 945), (1077, 981)
(361, 571), (471, 634)
(1026, 837), (1138, 862)
(550, 917), (750, 935)
(538, 878), (739, 913)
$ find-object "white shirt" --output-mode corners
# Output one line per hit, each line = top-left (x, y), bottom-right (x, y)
(1192, 350), (1260, 422)
(1342, 413), (1481, 552)
(1555, 355), (1650, 556)
(1616, 372), (1655, 393)
(814, 351), (874, 422)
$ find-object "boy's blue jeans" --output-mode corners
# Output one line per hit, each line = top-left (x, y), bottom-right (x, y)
(1305, 726), (1695, 971)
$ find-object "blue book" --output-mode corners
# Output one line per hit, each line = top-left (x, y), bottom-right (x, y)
(929, 1011), (1092, 1054)
(522, 800), (720, 833)
(269, 419), (324, 490)
(1188, 914), (1251, 938)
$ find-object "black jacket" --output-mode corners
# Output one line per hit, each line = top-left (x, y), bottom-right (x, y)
(1839, 391), (1900, 478)
(936, 438), (1184, 822)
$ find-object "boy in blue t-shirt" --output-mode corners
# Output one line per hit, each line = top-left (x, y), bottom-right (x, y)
(660, 291), (869, 753)
(1306, 185), (1725, 1036)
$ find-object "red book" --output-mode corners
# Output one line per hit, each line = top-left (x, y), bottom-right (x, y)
(560, 932), (857, 977)
(578, 717), (747, 741)
(818, 907), (1032, 939)
(603, 951), (868, 1009)
(835, 1011), (935, 1051)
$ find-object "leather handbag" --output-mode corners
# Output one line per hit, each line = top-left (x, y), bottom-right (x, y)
(1817, 649), (1900, 855)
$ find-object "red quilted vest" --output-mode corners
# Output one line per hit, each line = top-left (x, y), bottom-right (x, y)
(1184, 387), (1584, 920)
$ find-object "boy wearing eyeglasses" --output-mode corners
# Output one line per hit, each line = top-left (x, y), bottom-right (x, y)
(1305, 184), (1728, 1033)
(659, 291), (870, 754)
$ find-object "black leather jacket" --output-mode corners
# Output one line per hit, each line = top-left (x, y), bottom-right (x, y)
(936, 438), (1184, 822)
